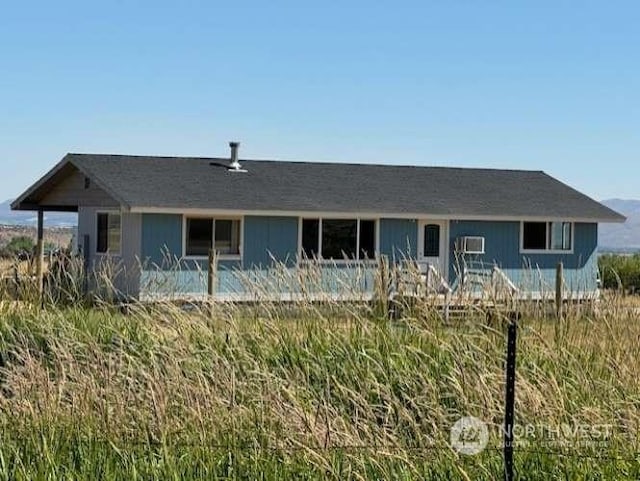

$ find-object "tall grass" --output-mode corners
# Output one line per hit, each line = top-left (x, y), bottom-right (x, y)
(0, 284), (638, 479)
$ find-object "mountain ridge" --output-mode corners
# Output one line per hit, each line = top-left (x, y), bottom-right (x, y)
(599, 199), (640, 251)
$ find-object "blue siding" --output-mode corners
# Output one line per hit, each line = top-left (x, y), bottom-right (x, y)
(243, 216), (298, 267)
(141, 214), (183, 266)
(448, 221), (598, 294)
(379, 218), (418, 261)
(140, 264), (378, 300)
(138, 214), (599, 299)
(140, 213), (298, 297)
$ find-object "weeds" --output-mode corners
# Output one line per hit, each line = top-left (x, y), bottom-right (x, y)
(0, 256), (638, 479)
(0, 287), (636, 479)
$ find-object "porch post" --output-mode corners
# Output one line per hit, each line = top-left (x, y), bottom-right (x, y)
(36, 209), (45, 298)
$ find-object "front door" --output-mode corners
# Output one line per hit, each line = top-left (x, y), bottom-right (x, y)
(418, 221), (447, 277)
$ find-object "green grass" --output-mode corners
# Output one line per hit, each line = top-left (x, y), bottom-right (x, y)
(0, 297), (638, 479)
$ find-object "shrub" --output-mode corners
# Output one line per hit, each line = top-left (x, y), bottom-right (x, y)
(598, 254), (640, 291)
(0, 235), (34, 259)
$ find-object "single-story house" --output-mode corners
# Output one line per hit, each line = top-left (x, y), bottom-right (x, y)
(12, 143), (625, 301)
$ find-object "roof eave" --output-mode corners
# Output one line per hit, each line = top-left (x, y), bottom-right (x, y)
(11, 155), (73, 211)
(11, 154), (130, 211)
(127, 205), (627, 223)
(603, 214), (627, 224)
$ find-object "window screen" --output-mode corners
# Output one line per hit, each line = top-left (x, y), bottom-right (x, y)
(215, 219), (240, 255)
(549, 222), (572, 251)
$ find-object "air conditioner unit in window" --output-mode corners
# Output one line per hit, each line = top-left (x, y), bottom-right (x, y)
(457, 236), (485, 255)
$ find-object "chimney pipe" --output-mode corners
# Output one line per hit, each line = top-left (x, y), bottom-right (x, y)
(228, 141), (246, 172)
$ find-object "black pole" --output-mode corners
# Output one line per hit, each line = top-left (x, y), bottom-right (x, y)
(504, 320), (517, 481)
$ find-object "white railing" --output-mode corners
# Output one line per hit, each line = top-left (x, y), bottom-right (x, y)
(491, 266), (519, 295)
(424, 263), (453, 295)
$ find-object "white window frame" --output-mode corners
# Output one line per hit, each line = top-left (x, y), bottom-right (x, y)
(182, 215), (243, 260)
(520, 221), (574, 254)
(298, 217), (380, 264)
(95, 210), (122, 256)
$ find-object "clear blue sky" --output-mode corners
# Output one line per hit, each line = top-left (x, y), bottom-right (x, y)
(1, 1), (638, 202)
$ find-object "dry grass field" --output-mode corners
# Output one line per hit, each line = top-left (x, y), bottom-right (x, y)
(0, 225), (72, 279)
(0, 258), (13, 274)
(0, 258), (50, 279)
(0, 224), (73, 248)
(0, 285), (637, 479)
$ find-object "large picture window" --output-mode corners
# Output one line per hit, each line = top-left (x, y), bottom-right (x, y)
(521, 221), (572, 252)
(185, 217), (241, 257)
(301, 218), (377, 261)
(96, 212), (121, 254)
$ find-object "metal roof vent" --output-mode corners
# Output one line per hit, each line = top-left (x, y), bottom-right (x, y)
(228, 141), (247, 172)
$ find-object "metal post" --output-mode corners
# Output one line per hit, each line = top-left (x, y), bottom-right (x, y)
(35, 209), (45, 299)
(555, 262), (564, 319)
(504, 320), (517, 481)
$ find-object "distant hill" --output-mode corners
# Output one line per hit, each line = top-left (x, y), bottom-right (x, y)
(599, 199), (640, 252)
(0, 200), (77, 227)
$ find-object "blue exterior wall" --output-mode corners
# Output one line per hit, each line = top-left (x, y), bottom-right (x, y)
(141, 215), (421, 267)
(141, 214), (183, 267)
(243, 216), (298, 267)
(138, 214), (599, 298)
(141, 214), (299, 268)
(379, 218), (418, 261)
(140, 214), (302, 297)
(448, 221), (599, 294)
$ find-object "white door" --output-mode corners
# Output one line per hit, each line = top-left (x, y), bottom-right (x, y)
(418, 220), (447, 277)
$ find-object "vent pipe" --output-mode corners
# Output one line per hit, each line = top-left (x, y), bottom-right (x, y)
(228, 141), (246, 172)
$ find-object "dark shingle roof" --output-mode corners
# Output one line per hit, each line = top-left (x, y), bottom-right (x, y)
(14, 153), (626, 222)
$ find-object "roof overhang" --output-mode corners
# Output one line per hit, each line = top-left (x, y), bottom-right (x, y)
(11, 154), (128, 212)
(128, 206), (627, 223)
(14, 203), (79, 213)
